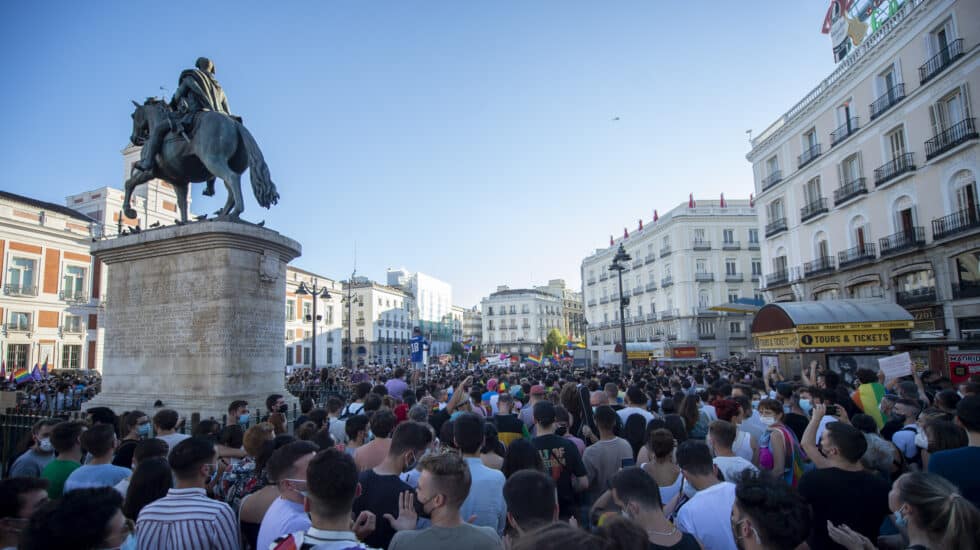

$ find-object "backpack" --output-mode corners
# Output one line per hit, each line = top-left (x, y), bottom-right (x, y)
(339, 402), (364, 420)
(897, 426), (924, 470)
(759, 424), (808, 487)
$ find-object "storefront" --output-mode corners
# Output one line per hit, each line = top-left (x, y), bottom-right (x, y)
(751, 300), (913, 382)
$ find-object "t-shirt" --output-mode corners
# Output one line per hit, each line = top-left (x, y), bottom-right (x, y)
(798, 467), (891, 550)
(583, 437), (634, 500)
(156, 433), (190, 451)
(712, 456), (758, 483)
(9, 449), (54, 478)
(113, 439), (139, 468)
(532, 434), (587, 519)
(649, 532), (702, 550)
(41, 459), (82, 498)
(783, 412), (808, 442)
(256, 497), (310, 550)
(675, 481), (737, 550)
(388, 523), (500, 550)
(617, 407), (655, 426)
(352, 469), (413, 549)
(385, 378), (409, 400)
(928, 446), (980, 508)
(63, 463), (132, 493)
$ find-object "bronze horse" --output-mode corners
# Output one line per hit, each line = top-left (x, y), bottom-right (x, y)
(125, 98), (278, 222)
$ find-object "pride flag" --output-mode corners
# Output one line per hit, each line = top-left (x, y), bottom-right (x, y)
(30, 363), (41, 382)
(526, 355), (542, 365)
(0, 360), (5, 380)
(852, 382), (886, 429)
(13, 367), (31, 384)
(566, 340), (586, 349)
(41, 357), (48, 378)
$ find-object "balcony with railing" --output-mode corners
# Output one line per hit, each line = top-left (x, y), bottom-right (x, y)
(645, 282), (657, 292)
(831, 117), (860, 147)
(587, 299), (597, 307)
(932, 207), (980, 240)
(798, 143), (822, 169)
(599, 296), (610, 304)
(725, 272), (744, 282)
(748, 241), (760, 250)
(696, 307), (718, 317)
(953, 282), (980, 300)
(59, 289), (88, 304)
(632, 286), (643, 296)
(925, 118), (978, 160)
(661, 309), (679, 320)
(800, 198), (829, 223)
(751, 272), (761, 282)
(3, 321), (32, 334)
(765, 269), (789, 287)
(61, 322), (85, 334)
(692, 240), (711, 251)
(722, 240), (740, 250)
(632, 260), (643, 270)
(646, 313), (657, 321)
(661, 276), (674, 288)
(896, 287), (937, 306)
(765, 218), (788, 238)
(622, 288), (632, 297)
(3, 284), (38, 297)
(879, 227), (925, 257)
(875, 152), (916, 187)
(761, 170), (783, 191)
(919, 38), (964, 84)
(837, 243), (877, 269)
(695, 272), (715, 282)
(803, 256), (836, 278)
(834, 177), (868, 205)
(660, 246), (672, 257)
(587, 278), (596, 285)
(599, 273), (609, 281)
(870, 83), (906, 120)
(644, 255), (655, 264)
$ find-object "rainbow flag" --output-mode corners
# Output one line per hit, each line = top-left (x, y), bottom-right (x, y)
(526, 355), (542, 365)
(41, 357), (48, 378)
(0, 360), (5, 380)
(852, 382), (886, 429)
(30, 363), (41, 382)
(566, 340), (586, 349)
(13, 367), (31, 384)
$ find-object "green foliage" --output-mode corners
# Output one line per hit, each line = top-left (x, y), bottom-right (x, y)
(542, 328), (565, 356)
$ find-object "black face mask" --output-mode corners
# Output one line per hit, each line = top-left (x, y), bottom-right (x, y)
(555, 425), (568, 437)
(278, 404), (289, 414)
(414, 493), (433, 520)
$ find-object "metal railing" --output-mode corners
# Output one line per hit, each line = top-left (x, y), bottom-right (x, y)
(761, 170), (783, 191)
(748, 241), (760, 250)
(874, 152), (916, 186)
(837, 243), (877, 268)
(798, 143), (822, 168)
(695, 272), (715, 282)
(800, 198), (829, 222)
(661, 309), (679, 319)
(896, 287), (937, 306)
(765, 218), (788, 238)
(879, 227), (925, 256)
(765, 269), (789, 287)
(725, 272), (744, 282)
(831, 117), (860, 147)
(587, 278), (596, 285)
(660, 247), (672, 257)
(834, 177), (868, 205)
(3, 322), (31, 333)
(644, 255), (655, 264)
(722, 240), (740, 250)
(692, 240), (711, 250)
(61, 323), (85, 334)
(3, 284), (38, 297)
(952, 282), (980, 300)
(925, 118), (978, 160)
(661, 276), (674, 287)
(600, 296), (610, 304)
(59, 290), (88, 303)
(870, 83), (905, 120)
(645, 282), (657, 292)
(919, 39), (964, 84)
(932, 207), (980, 240)
(803, 256), (836, 277)
(632, 287), (643, 295)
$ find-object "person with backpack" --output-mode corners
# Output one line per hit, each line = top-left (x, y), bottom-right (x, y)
(756, 399), (807, 487)
(891, 398), (924, 469)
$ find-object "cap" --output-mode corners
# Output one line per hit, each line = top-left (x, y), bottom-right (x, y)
(487, 378), (498, 391)
(533, 401), (556, 425)
(530, 385), (546, 396)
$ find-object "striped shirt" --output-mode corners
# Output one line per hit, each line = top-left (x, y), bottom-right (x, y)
(136, 487), (240, 550)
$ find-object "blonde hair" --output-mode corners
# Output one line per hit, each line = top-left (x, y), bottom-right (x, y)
(896, 472), (980, 550)
(243, 422), (275, 456)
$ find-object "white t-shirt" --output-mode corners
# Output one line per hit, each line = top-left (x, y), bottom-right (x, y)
(713, 456), (758, 483)
(676, 481), (738, 550)
(617, 407), (655, 425)
(731, 430), (754, 463)
(155, 433), (190, 452)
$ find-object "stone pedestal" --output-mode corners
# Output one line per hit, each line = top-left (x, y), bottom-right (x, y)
(83, 221), (301, 420)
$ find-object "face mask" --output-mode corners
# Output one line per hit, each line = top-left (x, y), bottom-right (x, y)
(414, 494), (434, 520)
(137, 424), (151, 438)
(751, 400), (760, 410)
(759, 416), (776, 427)
(893, 507), (907, 528)
(799, 399), (812, 414)
(555, 425), (568, 437)
(38, 437), (54, 453)
(783, 405), (791, 414)
(238, 413), (250, 425)
(278, 404), (289, 414)
(914, 430), (929, 449)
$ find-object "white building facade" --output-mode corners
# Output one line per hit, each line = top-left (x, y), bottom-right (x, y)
(284, 267), (343, 370)
(386, 268), (454, 355)
(581, 200), (761, 366)
(481, 286), (564, 355)
(535, 279), (585, 342)
(747, 0), (979, 369)
(462, 306), (483, 348)
(343, 277), (416, 367)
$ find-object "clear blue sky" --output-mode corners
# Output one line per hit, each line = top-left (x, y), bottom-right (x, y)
(0, 1), (836, 307)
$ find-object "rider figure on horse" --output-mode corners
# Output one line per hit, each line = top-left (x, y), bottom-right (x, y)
(134, 57), (233, 195)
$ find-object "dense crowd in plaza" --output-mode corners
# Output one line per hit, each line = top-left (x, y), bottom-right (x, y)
(2, 358), (979, 550)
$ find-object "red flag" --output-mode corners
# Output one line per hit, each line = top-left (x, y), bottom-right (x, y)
(653, 209), (659, 222)
(720, 193), (727, 208)
(610, 235), (614, 246)
(623, 228), (629, 239)
(749, 193), (754, 207)
(689, 194), (695, 208)
(638, 219), (643, 231)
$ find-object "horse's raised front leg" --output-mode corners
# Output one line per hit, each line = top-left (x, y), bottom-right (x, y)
(174, 183), (190, 224)
(122, 170), (153, 220)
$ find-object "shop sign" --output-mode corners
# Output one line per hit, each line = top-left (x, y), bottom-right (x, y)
(672, 346), (698, 358)
(798, 329), (891, 348)
(755, 332), (799, 350)
(950, 352), (980, 384)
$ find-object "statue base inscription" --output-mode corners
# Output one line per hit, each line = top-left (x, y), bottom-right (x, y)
(83, 221), (301, 421)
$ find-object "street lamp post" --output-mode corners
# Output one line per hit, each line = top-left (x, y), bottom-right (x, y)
(609, 243), (631, 376)
(343, 270), (357, 370)
(295, 279), (332, 372)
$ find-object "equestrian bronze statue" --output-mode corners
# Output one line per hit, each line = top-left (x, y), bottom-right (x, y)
(125, 57), (278, 223)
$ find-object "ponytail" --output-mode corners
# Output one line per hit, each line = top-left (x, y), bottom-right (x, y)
(896, 472), (980, 550)
(940, 493), (980, 550)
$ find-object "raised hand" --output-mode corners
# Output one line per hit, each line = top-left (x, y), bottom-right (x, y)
(383, 490), (418, 532)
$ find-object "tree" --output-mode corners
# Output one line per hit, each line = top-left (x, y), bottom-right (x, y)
(449, 342), (465, 360)
(542, 328), (565, 357)
(467, 345), (482, 363)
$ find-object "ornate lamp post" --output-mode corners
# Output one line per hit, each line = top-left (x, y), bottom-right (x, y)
(609, 243), (631, 375)
(295, 279), (331, 372)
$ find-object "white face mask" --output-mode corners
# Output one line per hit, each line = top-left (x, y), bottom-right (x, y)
(38, 437), (54, 453)
(914, 430), (929, 449)
(759, 416), (777, 427)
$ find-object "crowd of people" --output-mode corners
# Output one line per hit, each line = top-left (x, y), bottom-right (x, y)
(0, 371), (101, 414)
(1, 359), (979, 550)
